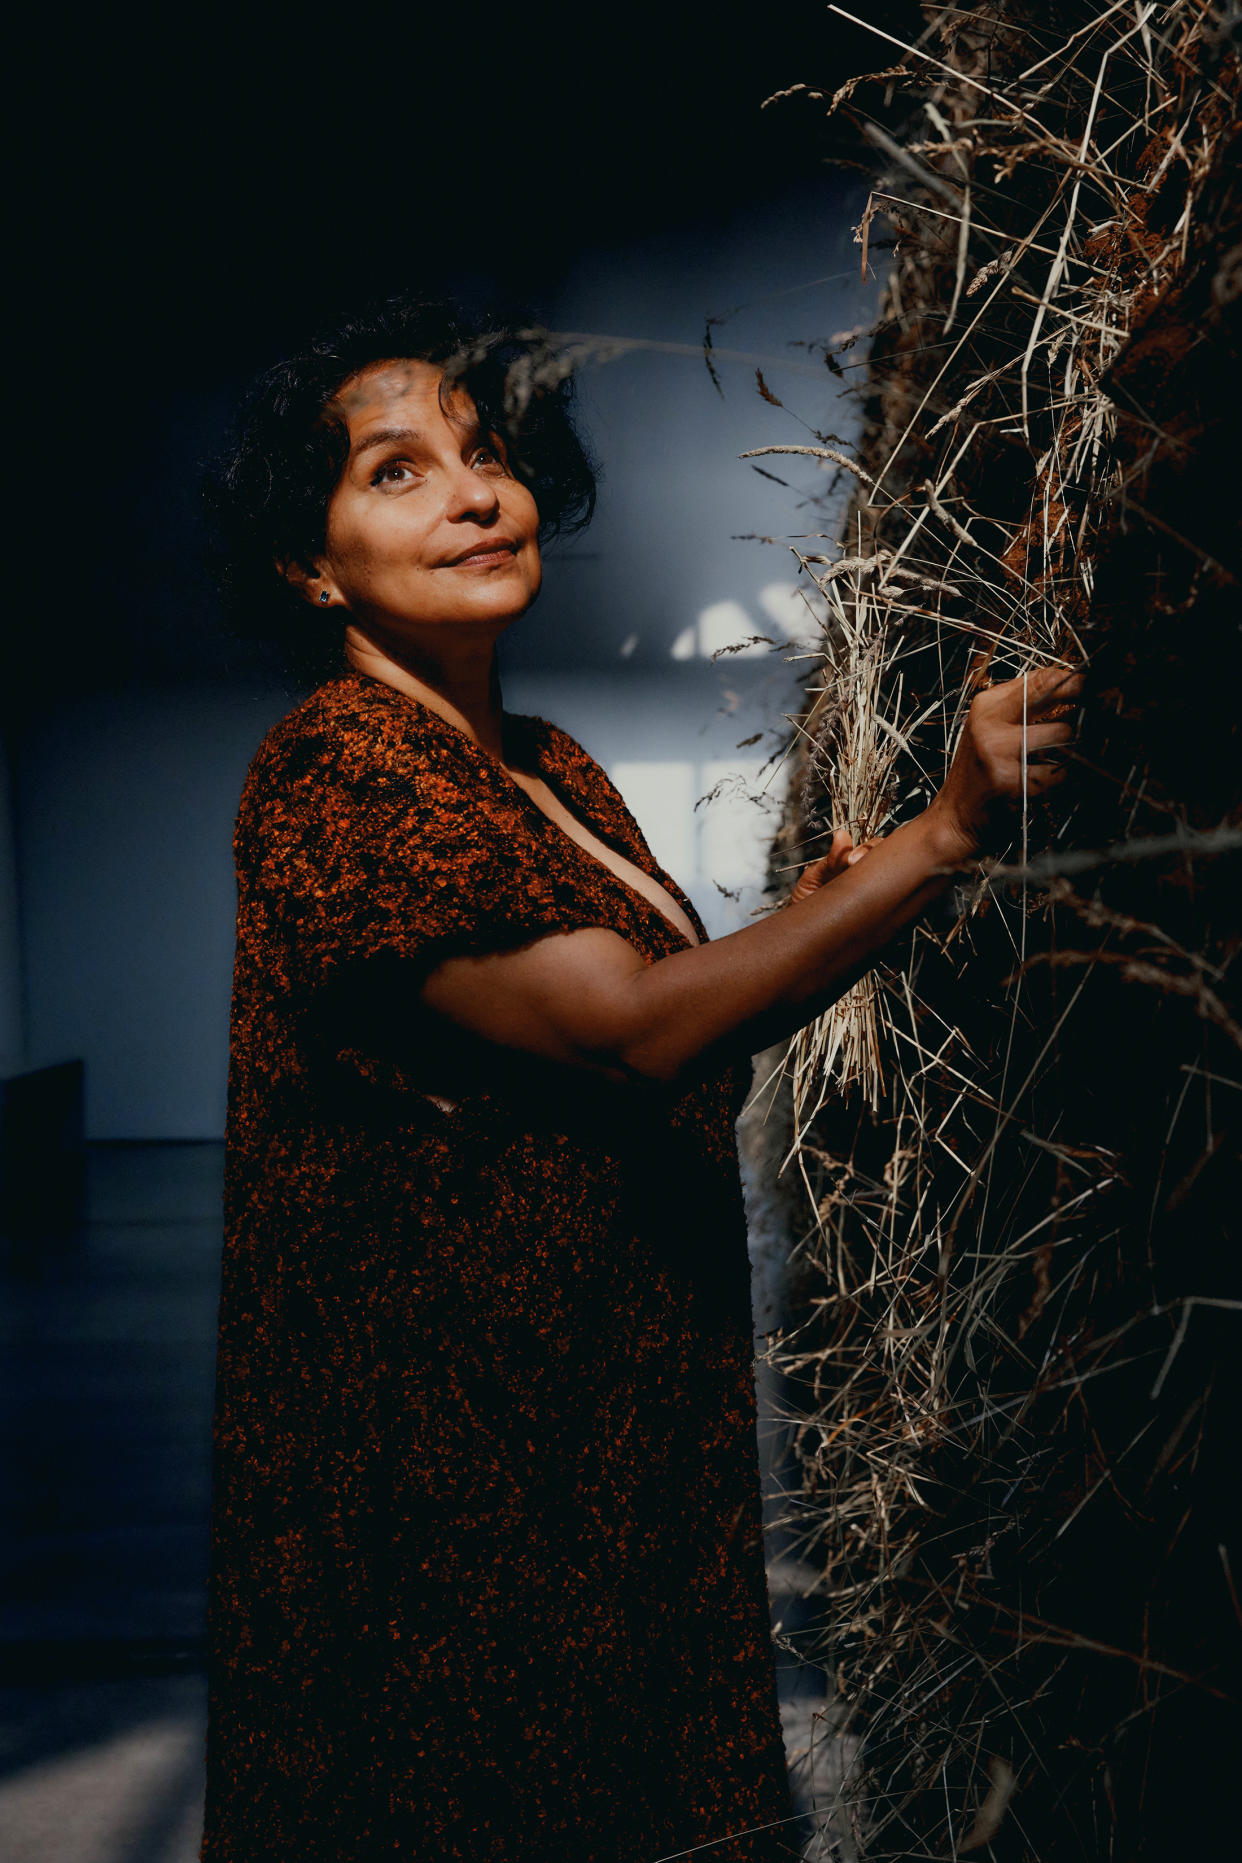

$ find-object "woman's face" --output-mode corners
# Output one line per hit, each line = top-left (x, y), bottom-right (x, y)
(309, 359), (542, 641)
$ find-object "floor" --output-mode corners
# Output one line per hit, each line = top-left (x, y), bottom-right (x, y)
(0, 1143), (842, 1861)
(1, 1145), (219, 1862)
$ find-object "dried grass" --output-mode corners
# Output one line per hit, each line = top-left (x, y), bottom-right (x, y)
(753, 3), (1241, 1854)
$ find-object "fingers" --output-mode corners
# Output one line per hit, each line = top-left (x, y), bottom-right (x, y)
(789, 851), (838, 905)
(789, 828), (863, 903)
(1021, 761), (1068, 794)
(936, 663), (1085, 850)
(969, 679), (1081, 801)
(982, 664), (1084, 723)
(816, 827), (855, 876)
(988, 745), (1074, 797)
(1022, 720), (1074, 752)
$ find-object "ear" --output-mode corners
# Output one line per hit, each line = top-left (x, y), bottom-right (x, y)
(278, 556), (341, 610)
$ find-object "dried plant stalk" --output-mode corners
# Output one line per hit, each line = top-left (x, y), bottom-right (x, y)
(750, 3), (1242, 1856)
(790, 589), (902, 1118)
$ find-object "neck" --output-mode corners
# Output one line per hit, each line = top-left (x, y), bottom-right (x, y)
(344, 624), (506, 760)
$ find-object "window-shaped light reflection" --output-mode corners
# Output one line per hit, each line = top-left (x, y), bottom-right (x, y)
(611, 761), (697, 879)
(667, 585), (826, 661)
(610, 756), (786, 937)
(698, 760), (776, 893)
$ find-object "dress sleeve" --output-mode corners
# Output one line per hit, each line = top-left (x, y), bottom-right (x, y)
(237, 717), (618, 1001)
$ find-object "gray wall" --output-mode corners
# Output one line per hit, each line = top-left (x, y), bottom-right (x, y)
(0, 745), (25, 1076)
(6, 182), (878, 1139)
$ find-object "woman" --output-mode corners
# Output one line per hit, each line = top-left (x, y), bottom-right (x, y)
(202, 296), (1080, 1862)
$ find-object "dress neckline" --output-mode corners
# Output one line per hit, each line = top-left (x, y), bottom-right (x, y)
(339, 671), (705, 951)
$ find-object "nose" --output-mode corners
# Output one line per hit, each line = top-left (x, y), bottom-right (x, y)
(444, 457), (500, 523)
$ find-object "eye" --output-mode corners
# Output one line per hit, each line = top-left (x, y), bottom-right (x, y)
(471, 441), (507, 473)
(370, 459), (419, 488)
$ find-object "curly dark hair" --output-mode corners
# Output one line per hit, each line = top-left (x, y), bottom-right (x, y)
(205, 295), (596, 678)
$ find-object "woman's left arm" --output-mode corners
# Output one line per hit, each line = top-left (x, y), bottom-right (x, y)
(419, 667), (1082, 1088)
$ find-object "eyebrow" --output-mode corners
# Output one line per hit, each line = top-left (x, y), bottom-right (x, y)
(350, 412), (486, 461)
(351, 425), (424, 460)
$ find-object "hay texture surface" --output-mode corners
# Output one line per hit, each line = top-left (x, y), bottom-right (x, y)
(759, 3), (1241, 1855)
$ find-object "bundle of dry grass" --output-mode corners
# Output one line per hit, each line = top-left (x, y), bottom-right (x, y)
(755, 4), (1241, 1855)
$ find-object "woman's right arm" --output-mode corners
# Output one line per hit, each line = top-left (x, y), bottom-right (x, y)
(418, 667), (1082, 1087)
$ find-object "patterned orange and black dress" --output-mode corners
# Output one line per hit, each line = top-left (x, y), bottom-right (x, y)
(202, 671), (792, 1862)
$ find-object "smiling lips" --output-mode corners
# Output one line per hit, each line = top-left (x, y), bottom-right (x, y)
(442, 539), (519, 568)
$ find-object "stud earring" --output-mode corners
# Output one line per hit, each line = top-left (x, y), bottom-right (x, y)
(319, 592), (330, 605)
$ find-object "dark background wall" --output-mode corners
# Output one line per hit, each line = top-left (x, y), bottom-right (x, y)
(4, 1), (908, 1138)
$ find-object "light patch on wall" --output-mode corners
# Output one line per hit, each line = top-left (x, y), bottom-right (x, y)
(757, 579), (827, 649)
(699, 760), (778, 892)
(611, 761), (697, 879)
(610, 754), (787, 937)
(669, 599), (771, 662)
(698, 600), (767, 659)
